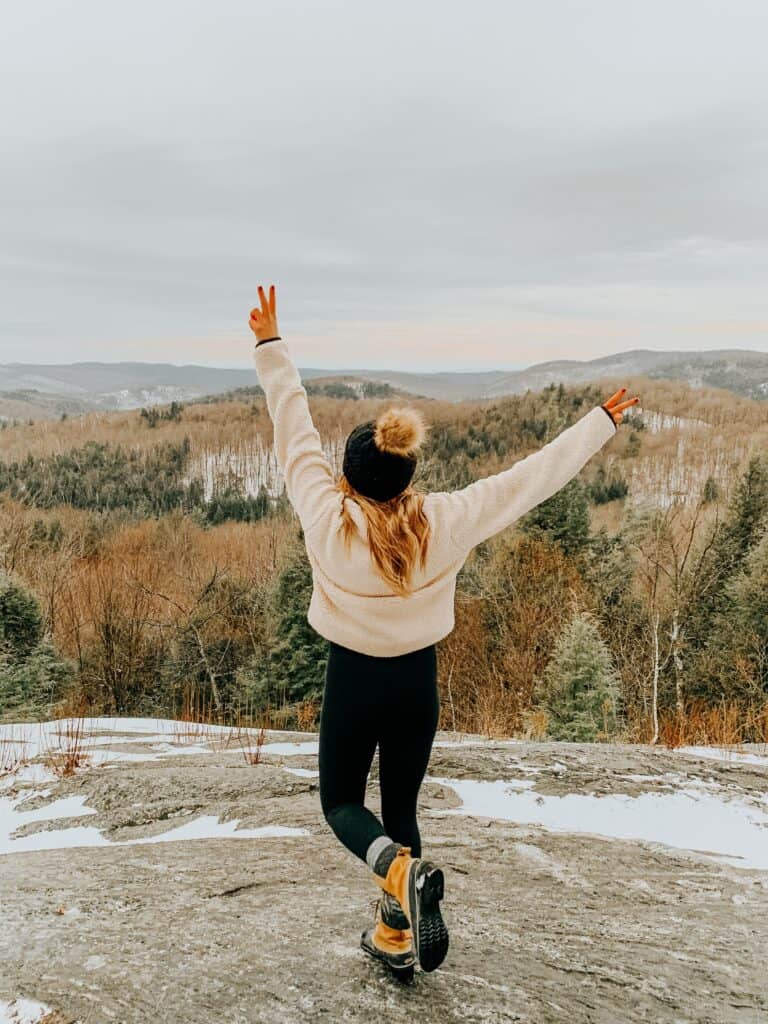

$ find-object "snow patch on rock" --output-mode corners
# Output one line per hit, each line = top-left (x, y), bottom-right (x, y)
(430, 775), (768, 871)
(0, 999), (55, 1024)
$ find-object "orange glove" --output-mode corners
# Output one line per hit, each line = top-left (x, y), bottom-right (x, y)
(602, 387), (640, 426)
(249, 284), (280, 344)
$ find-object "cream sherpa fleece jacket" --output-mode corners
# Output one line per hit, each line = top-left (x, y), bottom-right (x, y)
(254, 340), (617, 657)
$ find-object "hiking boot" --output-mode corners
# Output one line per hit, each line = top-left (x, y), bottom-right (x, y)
(373, 845), (449, 972)
(380, 890), (409, 931)
(360, 895), (415, 983)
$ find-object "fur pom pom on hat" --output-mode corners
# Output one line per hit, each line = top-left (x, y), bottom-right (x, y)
(343, 407), (428, 502)
(374, 407), (427, 456)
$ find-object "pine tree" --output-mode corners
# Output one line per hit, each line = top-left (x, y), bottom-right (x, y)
(687, 454), (768, 668)
(718, 455), (768, 569)
(588, 465), (629, 505)
(701, 475), (719, 504)
(0, 574), (72, 720)
(240, 540), (328, 713)
(707, 529), (768, 705)
(538, 611), (622, 741)
(521, 478), (591, 557)
(0, 639), (72, 719)
(0, 573), (43, 659)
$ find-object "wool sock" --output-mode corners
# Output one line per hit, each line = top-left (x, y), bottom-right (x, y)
(365, 835), (403, 878)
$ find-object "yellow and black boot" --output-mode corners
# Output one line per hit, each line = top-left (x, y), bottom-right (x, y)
(360, 891), (416, 983)
(373, 845), (449, 973)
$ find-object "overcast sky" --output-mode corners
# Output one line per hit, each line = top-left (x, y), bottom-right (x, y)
(2, 1), (767, 371)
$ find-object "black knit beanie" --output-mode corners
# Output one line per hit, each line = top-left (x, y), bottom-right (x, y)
(342, 407), (427, 502)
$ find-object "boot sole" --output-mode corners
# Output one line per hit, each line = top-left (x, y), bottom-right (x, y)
(409, 863), (449, 973)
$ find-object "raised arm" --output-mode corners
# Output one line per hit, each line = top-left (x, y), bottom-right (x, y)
(249, 285), (337, 531)
(436, 388), (639, 552)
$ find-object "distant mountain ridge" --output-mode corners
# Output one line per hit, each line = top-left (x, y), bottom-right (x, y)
(1, 348), (767, 419)
(341, 348), (768, 402)
(486, 348), (768, 401)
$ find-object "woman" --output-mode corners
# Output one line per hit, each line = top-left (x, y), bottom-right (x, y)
(248, 284), (638, 981)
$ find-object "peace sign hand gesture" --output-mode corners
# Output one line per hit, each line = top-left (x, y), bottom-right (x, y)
(249, 284), (280, 343)
(602, 387), (640, 426)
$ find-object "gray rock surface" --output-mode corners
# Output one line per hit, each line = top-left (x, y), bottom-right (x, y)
(1, 732), (766, 1023)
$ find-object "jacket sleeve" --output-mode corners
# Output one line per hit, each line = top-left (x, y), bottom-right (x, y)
(437, 404), (618, 551)
(253, 339), (338, 531)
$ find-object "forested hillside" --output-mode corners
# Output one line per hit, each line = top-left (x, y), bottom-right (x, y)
(3, 347), (768, 417)
(1, 373), (767, 745)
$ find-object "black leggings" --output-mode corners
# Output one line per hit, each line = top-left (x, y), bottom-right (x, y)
(318, 640), (440, 862)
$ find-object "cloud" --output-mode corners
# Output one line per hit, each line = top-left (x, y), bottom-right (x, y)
(1, 0), (767, 367)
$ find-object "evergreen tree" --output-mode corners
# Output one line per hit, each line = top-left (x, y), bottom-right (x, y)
(719, 455), (768, 563)
(361, 381), (395, 398)
(706, 529), (768, 704)
(587, 466), (629, 504)
(688, 454), (768, 662)
(203, 486), (270, 525)
(0, 574), (71, 720)
(521, 478), (591, 557)
(0, 639), (72, 719)
(240, 540), (327, 713)
(538, 611), (622, 741)
(701, 475), (719, 504)
(625, 430), (642, 458)
(0, 572), (43, 659)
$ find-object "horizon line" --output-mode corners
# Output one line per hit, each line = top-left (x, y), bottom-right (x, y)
(3, 344), (768, 376)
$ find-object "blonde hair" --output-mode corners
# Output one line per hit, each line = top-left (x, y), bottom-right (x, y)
(339, 406), (430, 596)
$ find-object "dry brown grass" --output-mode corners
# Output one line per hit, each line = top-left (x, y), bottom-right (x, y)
(234, 703), (273, 765)
(238, 723), (268, 765)
(519, 708), (550, 741)
(169, 687), (220, 742)
(296, 698), (319, 732)
(624, 700), (768, 749)
(163, 691), (281, 762)
(0, 725), (33, 777)
(42, 709), (92, 777)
